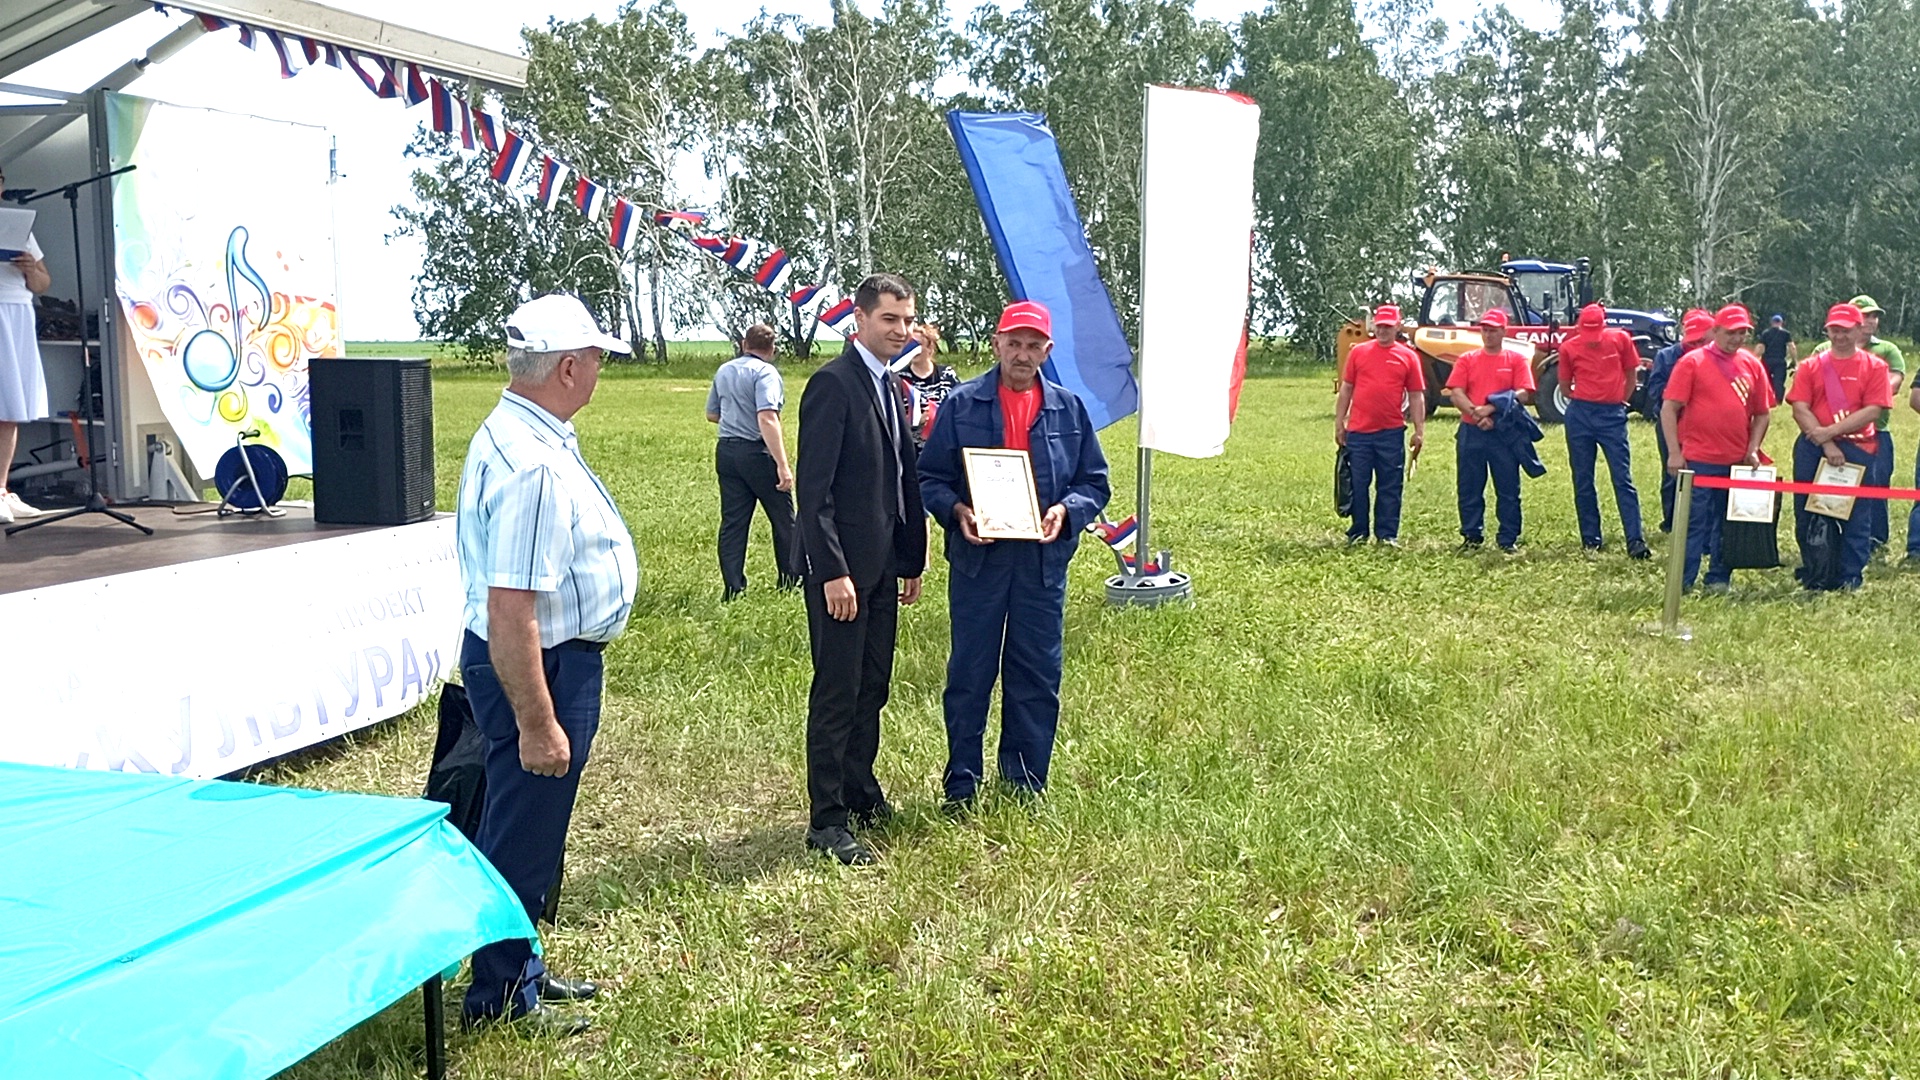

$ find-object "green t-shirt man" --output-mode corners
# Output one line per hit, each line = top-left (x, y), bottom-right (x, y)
(1852, 295), (1905, 424)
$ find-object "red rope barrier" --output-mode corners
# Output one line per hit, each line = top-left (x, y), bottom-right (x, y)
(1688, 474), (1920, 500)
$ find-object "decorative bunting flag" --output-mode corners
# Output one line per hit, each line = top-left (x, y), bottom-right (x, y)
(692, 235), (728, 254)
(490, 129), (529, 185)
(819, 297), (857, 333)
(571, 177), (605, 220)
(535, 157), (569, 211)
(343, 48), (397, 98)
(401, 61), (430, 106)
(428, 78), (454, 133)
(609, 199), (640, 252)
(457, 99), (474, 150)
(720, 238), (754, 269)
(263, 29), (304, 76)
(473, 109), (499, 153)
(752, 249), (791, 292)
(788, 284), (823, 309)
(652, 209), (707, 230)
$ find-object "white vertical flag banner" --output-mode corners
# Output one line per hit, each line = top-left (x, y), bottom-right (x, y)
(1136, 85), (1261, 459)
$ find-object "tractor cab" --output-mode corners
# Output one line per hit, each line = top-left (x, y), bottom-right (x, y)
(1500, 257), (1593, 326)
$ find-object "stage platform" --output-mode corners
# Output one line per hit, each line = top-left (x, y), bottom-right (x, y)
(0, 505), (462, 778)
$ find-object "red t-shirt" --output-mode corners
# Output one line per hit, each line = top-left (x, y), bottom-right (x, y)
(1558, 326), (1641, 404)
(999, 381), (1040, 452)
(1341, 340), (1426, 433)
(1786, 350), (1892, 454)
(1444, 347), (1536, 409)
(1664, 345), (1774, 466)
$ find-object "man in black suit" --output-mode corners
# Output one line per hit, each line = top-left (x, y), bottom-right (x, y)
(795, 272), (927, 865)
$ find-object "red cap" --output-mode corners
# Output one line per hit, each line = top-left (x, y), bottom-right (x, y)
(995, 300), (1052, 339)
(1577, 303), (1606, 329)
(1681, 311), (1714, 341)
(1372, 304), (1402, 326)
(1714, 304), (1754, 332)
(1825, 302), (1864, 329)
(1476, 309), (1509, 329)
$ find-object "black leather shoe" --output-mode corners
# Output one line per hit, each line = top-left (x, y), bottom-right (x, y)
(806, 825), (875, 866)
(852, 801), (895, 829)
(539, 974), (598, 1002)
(1627, 538), (1652, 560)
(462, 1003), (591, 1038)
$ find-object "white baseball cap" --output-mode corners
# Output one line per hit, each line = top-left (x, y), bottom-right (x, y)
(505, 293), (630, 354)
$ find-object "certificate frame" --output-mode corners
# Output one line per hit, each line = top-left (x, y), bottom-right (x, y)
(962, 447), (1046, 540)
(1726, 465), (1777, 523)
(1807, 459), (1866, 520)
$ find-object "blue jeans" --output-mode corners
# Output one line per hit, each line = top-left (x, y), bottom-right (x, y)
(1870, 430), (1894, 547)
(1344, 428), (1406, 541)
(1682, 462), (1734, 589)
(1565, 399), (1644, 546)
(461, 630), (603, 1020)
(1456, 424), (1521, 546)
(1907, 445), (1920, 557)
(943, 541), (1066, 799)
(1794, 436), (1876, 589)
(1653, 421), (1677, 530)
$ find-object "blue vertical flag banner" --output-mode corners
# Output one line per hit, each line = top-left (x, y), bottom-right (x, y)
(946, 111), (1138, 430)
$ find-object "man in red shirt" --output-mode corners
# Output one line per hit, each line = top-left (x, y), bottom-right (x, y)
(1444, 309), (1535, 553)
(1558, 303), (1650, 559)
(1335, 303), (1426, 545)
(1660, 304), (1774, 593)
(1786, 302), (1892, 589)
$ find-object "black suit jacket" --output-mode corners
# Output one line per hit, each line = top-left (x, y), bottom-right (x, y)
(795, 344), (928, 587)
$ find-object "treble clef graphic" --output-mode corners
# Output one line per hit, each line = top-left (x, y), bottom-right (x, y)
(181, 226), (271, 395)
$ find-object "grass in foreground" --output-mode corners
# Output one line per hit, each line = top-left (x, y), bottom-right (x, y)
(271, 362), (1920, 1078)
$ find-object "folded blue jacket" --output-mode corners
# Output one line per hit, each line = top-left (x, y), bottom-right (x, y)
(1489, 390), (1547, 478)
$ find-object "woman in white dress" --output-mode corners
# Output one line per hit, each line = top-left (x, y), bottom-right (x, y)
(0, 165), (51, 524)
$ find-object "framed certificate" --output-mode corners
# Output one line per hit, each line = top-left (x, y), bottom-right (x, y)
(1726, 465), (1776, 523)
(1807, 459), (1865, 520)
(962, 447), (1045, 540)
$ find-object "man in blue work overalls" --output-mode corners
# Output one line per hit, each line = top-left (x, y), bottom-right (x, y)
(918, 300), (1111, 814)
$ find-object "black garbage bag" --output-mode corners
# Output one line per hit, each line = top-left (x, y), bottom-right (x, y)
(1721, 498), (1782, 571)
(1335, 446), (1353, 519)
(425, 682), (564, 924)
(1794, 508), (1845, 591)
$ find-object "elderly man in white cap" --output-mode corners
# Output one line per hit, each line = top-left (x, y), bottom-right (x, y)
(455, 293), (636, 1035)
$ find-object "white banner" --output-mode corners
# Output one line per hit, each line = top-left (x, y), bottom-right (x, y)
(1137, 86), (1261, 459)
(0, 520), (460, 777)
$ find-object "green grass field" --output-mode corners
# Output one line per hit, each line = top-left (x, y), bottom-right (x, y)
(271, 358), (1920, 1078)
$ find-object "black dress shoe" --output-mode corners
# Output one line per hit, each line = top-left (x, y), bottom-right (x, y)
(852, 801), (895, 829)
(539, 974), (598, 1002)
(462, 1003), (591, 1037)
(1627, 538), (1652, 560)
(806, 825), (875, 866)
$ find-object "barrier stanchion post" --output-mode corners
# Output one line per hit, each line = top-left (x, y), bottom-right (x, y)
(1646, 469), (1694, 641)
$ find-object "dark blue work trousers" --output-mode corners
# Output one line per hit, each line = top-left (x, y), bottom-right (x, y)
(1794, 436), (1876, 589)
(1653, 421), (1677, 531)
(1564, 399), (1644, 546)
(1870, 430), (1894, 548)
(1344, 427), (1406, 542)
(1456, 424), (1522, 547)
(942, 540), (1065, 800)
(1681, 462), (1733, 590)
(460, 630), (603, 1020)
(1907, 445), (1920, 558)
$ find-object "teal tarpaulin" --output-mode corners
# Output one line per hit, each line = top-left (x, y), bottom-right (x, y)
(0, 762), (534, 1079)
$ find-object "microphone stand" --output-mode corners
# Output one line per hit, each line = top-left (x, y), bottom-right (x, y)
(8, 163), (151, 536)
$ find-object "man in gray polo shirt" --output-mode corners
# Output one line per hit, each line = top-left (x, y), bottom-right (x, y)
(708, 323), (800, 599)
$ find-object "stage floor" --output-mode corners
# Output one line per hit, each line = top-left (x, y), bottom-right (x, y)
(0, 503), (412, 595)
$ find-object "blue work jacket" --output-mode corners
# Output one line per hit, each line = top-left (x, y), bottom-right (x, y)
(918, 365), (1112, 585)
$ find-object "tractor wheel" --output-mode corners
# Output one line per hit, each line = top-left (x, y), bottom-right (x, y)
(1424, 389), (1442, 417)
(1535, 361), (1569, 424)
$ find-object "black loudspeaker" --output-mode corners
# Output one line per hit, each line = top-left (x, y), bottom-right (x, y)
(309, 357), (435, 525)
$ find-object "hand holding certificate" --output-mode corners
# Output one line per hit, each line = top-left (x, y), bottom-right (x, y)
(962, 447), (1046, 540)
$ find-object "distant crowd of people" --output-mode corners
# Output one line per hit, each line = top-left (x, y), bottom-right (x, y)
(1337, 296), (1911, 594)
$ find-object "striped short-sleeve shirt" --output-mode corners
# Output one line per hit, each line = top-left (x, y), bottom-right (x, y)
(457, 390), (637, 648)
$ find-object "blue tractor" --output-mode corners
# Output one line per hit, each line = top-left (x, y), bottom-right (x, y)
(1501, 257), (1677, 422)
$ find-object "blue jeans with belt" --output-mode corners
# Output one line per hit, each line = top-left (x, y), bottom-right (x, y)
(942, 540), (1066, 800)
(1564, 399), (1644, 546)
(1682, 461), (1733, 589)
(460, 629), (603, 1020)
(1456, 424), (1521, 547)
(1344, 427), (1406, 542)
(1794, 436), (1876, 589)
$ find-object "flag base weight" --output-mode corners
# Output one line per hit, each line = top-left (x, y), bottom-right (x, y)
(1105, 568), (1193, 606)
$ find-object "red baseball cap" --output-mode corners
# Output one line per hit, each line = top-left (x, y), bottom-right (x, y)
(1681, 311), (1714, 341)
(995, 300), (1052, 339)
(1577, 303), (1606, 329)
(1372, 304), (1402, 327)
(1476, 309), (1509, 329)
(1714, 304), (1754, 332)
(1825, 302), (1864, 329)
